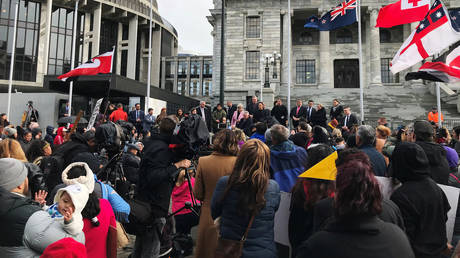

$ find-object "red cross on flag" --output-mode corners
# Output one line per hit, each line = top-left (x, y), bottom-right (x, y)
(376, 0), (430, 28)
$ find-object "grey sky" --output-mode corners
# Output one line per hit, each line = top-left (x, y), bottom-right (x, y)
(158, 0), (214, 55)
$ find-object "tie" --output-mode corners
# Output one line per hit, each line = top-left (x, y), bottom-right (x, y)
(136, 111), (139, 120)
(296, 107), (300, 116)
(345, 116), (349, 127)
(309, 108), (312, 119)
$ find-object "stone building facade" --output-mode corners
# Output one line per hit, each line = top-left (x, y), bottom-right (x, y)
(208, 0), (460, 123)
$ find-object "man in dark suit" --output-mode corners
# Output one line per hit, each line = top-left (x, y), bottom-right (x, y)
(340, 106), (359, 134)
(246, 96), (259, 117)
(129, 103), (145, 134)
(305, 100), (316, 123)
(290, 99), (307, 128)
(59, 101), (70, 118)
(330, 99), (344, 121)
(197, 101), (212, 132)
(226, 101), (237, 121)
(271, 98), (288, 126)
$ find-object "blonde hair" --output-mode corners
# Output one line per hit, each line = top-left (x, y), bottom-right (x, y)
(331, 128), (342, 139)
(233, 128), (247, 143)
(376, 125), (391, 138)
(0, 139), (27, 162)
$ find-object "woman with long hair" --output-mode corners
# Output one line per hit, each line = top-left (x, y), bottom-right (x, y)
(211, 139), (280, 258)
(176, 108), (184, 122)
(193, 129), (239, 258)
(26, 139), (52, 163)
(289, 144), (335, 256)
(155, 108), (167, 125)
(297, 154), (414, 258)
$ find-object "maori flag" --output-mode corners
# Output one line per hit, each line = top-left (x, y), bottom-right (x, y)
(58, 51), (114, 82)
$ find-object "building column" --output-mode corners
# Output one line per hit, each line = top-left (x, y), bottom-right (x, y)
(151, 26), (161, 87)
(116, 23), (123, 74)
(319, 30), (332, 88)
(161, 57), (166, 89)
(92, 3), (102, 57)
(174, 57), (178, 94)
(187, 57), (191, 95)
(369, 8), (382, 86)
(36, 0), (53, 83)
(127, 15), (138, 80)
(199, 57), (204, 96)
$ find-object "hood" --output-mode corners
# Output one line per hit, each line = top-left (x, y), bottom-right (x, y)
(54, 183), (89, 233)
(70, 133), (87, 145)
(271, 141), (302, 159)
(46, 126), (54, 135)
(444, 146), (459, 169)
(61, 162), (95, 193)
(391, 142), (430, 183)
(56, 127), (65, 137)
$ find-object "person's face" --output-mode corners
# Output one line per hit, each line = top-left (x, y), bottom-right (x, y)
(1, 115), (6, 120)
(24, 133), (32, 142)
(137, 143), (144, 152)
(258, 103), (264, 110)
(238, 106), (243, 112)
(333, 100), (338, 107)
(178, 110), (183, 116)
(44, 145), (52, 156)
(243, 113), (249, 119)
(344, 108), (351, 116)
(453, 130), (457, 140)
(36, 132), (42, 139)
(432, 109), (438, 114)
(296, 100), (302, 107)
(191, 109), (197, 115)
(227, 101), (232, 107)
(317, 104), (322, 110)
(58, 192), (75, 217)
(252, 97), (257, 104)
(217, 105), (222, 111)
(308, 102), (314, 107)
(200, 102), (206, 108)
(149, 110), (154, 115)
(135, 104), (140, 110)
(129, 148), (138, 156)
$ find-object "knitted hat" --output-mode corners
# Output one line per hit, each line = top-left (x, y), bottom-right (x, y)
(4, 127), (17, 136)
(62, 162), (95, 193)
(0, 158), (28, 191)
(40, 237), (87, 258)
(54, 183), (90, 234)
(414, 120), (434, 136)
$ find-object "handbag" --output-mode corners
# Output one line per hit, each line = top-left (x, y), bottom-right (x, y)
(214, 214), (256, 258)
(116, 221), (129, 249)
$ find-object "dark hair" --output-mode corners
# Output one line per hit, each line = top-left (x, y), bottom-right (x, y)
(335, 159), (382, 218)
(335, 148), (370, 167)
(346, 134), (357, 148)
(67, 165), (100, 226)
(135, 103), (140, 106)
(343, 106), (350, 110)
(291, 144), (335, 210)
(312, 126), (329, 144)
(148, 108), (153, 112)
(216, 103), (222, 108)
(454, 126), (460, 137)
(117, 103), (123, 109)
(335, 137), (344, 144)
(396, 126), (406, 143)
(308, 100), (314, 103)
(333, 99), (340, 103)
(159, 116), (176, 135)
(26, 139), (48, 162)
(255, 122), (267, 135)
(212, 129), (239, 156)
(298, 121), (310, 132)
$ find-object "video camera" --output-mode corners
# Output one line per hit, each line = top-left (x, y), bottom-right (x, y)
(170, 114), (210, 160)
(95, 120), (134, 158)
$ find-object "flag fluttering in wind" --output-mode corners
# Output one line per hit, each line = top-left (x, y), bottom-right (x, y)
(390, 0), (460, 74)
(376, 0), (430, 28)
(58, 51), (114, 82)
(299, 152), (338, 181)
(406, 45), (460, 83)
(304, 0), (357, 31)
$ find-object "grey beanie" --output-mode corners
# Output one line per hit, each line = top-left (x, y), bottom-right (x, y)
(4, 127), (17, 136)
(0, 158), (28, 191)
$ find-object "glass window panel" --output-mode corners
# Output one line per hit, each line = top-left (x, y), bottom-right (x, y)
(381, 58), (399, 84)
(65, 35), (72, 60)
(6, 26), (13, 52)
(0, 25), (7, 51)
(49, 33), (57, 58)
(246, 16), (261, 38)
(59, 8), (66, 28)
(296, 60), (316, 84)
(18, 1), (26, 21)
(27, 2), (35, 23)
(48, 64), (55, 75)
(0, 0), (9, 19)
(52, 8), (59, 27)
(57, 34), (64, 58)
(16, 28), (25, 50)
(245, 51), (260, 80)
(66, 10), (73, 30)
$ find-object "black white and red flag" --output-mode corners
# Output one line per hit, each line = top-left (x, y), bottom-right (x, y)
(58, 51), (114, 82)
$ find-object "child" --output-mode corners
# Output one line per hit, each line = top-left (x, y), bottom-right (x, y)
(171, 169), (199, 235)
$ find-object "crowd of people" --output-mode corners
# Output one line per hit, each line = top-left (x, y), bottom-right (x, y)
(0, 96), (460, 258)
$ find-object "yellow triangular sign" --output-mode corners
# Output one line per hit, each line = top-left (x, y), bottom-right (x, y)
(299, 152), (338, 181)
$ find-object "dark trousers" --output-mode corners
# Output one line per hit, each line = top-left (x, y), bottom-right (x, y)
(133, 217), (166, 258)
(174, 212), (199, 235)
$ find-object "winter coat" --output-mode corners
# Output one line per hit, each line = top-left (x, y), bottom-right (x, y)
(226, 104), (237, 121)
(391, 142), (450, 258)
(44, 126), (55, 147)
(416, 141), (450, 185)
(271, 105), (288, 126)
(249, 133), (265, 143)
(231, 111), (244, 127)
(54, 133), (90, 168)
(253, 109), (271, 123)
(122, 152), (140, 184)
(193, 153), (237, 258)
(83, 199), (116, 258)
(311, 108), (328, 128)
(237, 117), (253, 137)
(212, 109), (227, 131)
(270, 141), (308, 192)
(289, 132), (310, 149)
(358, 145), (387, 177)
(211, 176), (280, 258)
(137, 133), (178, 218)
(330, 105), (344, 121)
(296, 216), (414, 258)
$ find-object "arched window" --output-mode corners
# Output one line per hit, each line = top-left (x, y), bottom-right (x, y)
(299, 31), (313, 45)
(380, 29), (392, 43)
(336, 28), (352, 44)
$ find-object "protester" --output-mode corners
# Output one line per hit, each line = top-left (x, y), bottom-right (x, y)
(236, 111), (253, 136)
(211, 139), (280, 258)
(391, 142), (450, 258)
(226, 101), (237, 122)
(356, 125), (387, 177)
(246, 96), (258, 116)
(233, 128), (247, 149)
(311, 104), (327, 128)
(310, 126), (331, 148)
(291, 99), (307, 128)
(142, 108), (155, 134)
(289, 144), (335, 256)
(20, 130), (33, 153)
(340, 106), (358, 137)
(197, 101), (212, 132)
(0, 158), (85, 257)
(129, 103), (145, 134)
(212, 103), (227, 133)
(249, 122), (267, 142)
(135, 116), (191, 257)
(0, 113), (10, 127)
(375, 125), (391, 155)
(32, 128), (42, 140)
(176, 108), (184, 122)
(271, 99), (288, 126)
(289, 121), (311, 148)
(44, 126), (55, 147)
(451, 126), (460, 156)
(0, 138), (28, 161)
(253, 102), (270, 123)
(26, 139), (52, 163)
(194, 129), (239, 258)
(40, 237), (87, 258)
(296, 155), (414, 258)
(172, 169), (199, 236)
(3, 126), (17, 139)
(269, 124), (308, 192)
(329, 99), (343, 121)
(108, 103), (128, 122)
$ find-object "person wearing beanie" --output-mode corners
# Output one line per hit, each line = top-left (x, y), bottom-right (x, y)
(40, 237), (87, 258)
(0, 158), (84, 257)
(3, 126), (17, 139)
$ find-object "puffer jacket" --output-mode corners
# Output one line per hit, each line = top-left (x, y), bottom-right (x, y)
(270, 141), (308, 192)
(24, 163), (47, 197)
(211, 176), (280, 258)
(416, 141), (450, 185)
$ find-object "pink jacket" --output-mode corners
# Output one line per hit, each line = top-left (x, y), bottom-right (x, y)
(172, 177), (199, 215)
(231, 111), (244, 127)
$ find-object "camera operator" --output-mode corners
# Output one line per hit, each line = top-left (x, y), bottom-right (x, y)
(134, 115), (191, 257)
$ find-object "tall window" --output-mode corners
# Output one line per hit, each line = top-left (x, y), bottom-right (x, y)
(296, 60), (316, 84)
(161, 30), (173, 57)
(203, 60), (212, 76)
(100, 19), (117, 54)
(335, 28), (353, 44)
(381, 58), (399, 84)
(177, 80), (186, 95)
(0, 0), (41, 81)
(178, 61), (187, 76)
(190, 80), (199, 96)
(190, 61), (200, 76)
(48, 7), (85, 75)
(245, 51), (260, 80)
(203, 80), (211, 96)
(246, 16), (261, 38)
(120, 50), (128, 76)
(165, 61), (175, 78)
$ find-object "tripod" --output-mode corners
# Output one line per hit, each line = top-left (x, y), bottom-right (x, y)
(168, 166), (201, 218)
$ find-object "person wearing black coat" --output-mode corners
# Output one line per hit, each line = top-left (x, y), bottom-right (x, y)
(305, 100), (316, 123)
(135, 117), (191, 257)
(122, 144), (141, 185)
(128, 103), (145, 134)
(237, 111), (253, 137)
(253, 102), (270, 123)
(311, 104), (327, 128)
(271, 99), (288, 126)
(197, 101), (212, 132)
(246, 96), (259, 117)
(390, 142), (450, 258)
(329, 99), (344, 121)
(290, 100), (308, 128)
(226, 101), (237, 122)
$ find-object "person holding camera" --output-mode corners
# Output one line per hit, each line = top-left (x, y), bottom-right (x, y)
(134, 116), (191, 258)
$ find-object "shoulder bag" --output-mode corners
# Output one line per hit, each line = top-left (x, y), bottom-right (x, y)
(214, 214), (256, 258)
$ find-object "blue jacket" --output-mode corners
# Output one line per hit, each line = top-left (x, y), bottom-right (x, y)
(359, 145), (387, 177)
(212, 176), (280, 258)
(250, 133), (266, 143)
(270, 141), (308, 192)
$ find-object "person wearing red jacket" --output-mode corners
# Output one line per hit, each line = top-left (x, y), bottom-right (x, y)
(109, 103), (128, 122)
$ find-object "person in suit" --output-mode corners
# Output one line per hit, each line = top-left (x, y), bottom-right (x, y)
(340, 106), (359, 135)
(311, 104), (328, 128)
(330, 99), (344, 121)
(143, 108), (156, 134)
(306, 100), (316, 124)
(226, 101), (237, 122)
(197, 101), (212, 132)
(128, 103), (145, 134)
(59, 101), (70, 118)
(253, 102), (270, 123)
(246, 96), (259, 117)
(290, 99), (307, 128)
(271, 99), (288, 126)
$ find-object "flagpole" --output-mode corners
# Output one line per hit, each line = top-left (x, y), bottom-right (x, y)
(68, 0), (79, 116)
(357, 0), (364, 123)
(436, 82), (442, 127)
(6, 0), (19, 120)
(287, 0), (292, 128)
(145, 0), (153, 112)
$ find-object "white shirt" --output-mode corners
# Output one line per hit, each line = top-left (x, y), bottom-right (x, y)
(200, 107), (206, 122)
